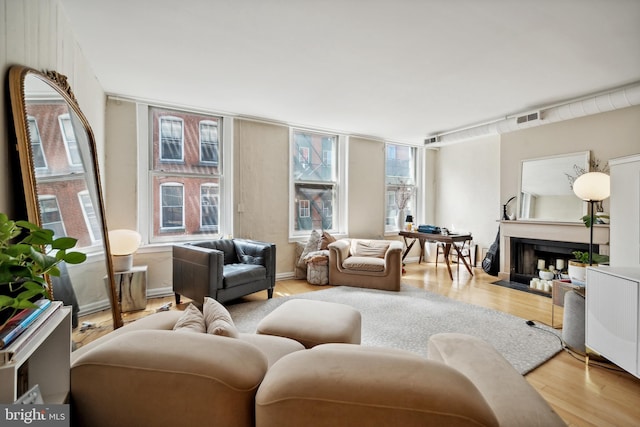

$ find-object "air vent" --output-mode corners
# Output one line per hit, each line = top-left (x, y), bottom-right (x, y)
(424, 136), (439, 144)
(516, 111), (541, 124)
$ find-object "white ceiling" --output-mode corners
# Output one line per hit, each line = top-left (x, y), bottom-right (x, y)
(60, 0), (640, 145)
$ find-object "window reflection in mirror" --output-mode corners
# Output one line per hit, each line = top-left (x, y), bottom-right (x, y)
(519, 151), (590, 222)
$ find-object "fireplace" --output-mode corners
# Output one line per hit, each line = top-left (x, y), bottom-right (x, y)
(509, 237), (592, 284)
(498, 220), (609, 284)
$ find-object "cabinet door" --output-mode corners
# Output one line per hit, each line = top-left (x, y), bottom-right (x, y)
(586, 269), (638, 376)
(610, 155), (640, 267)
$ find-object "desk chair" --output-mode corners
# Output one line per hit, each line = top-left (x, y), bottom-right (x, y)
(435, 237), (474, 273)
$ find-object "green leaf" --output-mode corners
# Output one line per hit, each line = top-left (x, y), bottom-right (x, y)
(63, 251), (87, 264)
(52, 237), (78, 250)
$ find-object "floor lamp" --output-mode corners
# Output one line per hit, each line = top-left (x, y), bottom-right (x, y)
(572, 172), (610, 265)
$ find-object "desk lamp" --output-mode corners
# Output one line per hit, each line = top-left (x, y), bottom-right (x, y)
(572, 172), (610, 265)
(108, 229), (142, 272)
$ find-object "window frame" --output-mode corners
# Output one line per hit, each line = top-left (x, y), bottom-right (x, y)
(159, 116), (185, 162)
(159, 182), (185, 231)
(289, 128), (347, 239)
(137, 104), (232, 245)
(199, 119), (219, 165)
(385, 143), (420, 233)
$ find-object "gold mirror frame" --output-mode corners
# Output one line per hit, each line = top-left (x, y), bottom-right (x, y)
(8, 65), (122, 329)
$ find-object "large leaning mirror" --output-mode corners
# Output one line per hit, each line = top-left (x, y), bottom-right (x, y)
(518, 151), (590, 222)
(8, 65), (122, 329)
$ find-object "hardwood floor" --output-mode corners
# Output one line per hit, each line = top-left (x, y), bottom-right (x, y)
(73, 262), (640, 427)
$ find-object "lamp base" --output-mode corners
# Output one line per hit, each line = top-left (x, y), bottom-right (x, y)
(112, 254), (133, 272)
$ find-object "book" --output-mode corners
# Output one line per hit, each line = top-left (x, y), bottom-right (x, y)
(0, 298), (52, 349)
(0, 300), (62, 365)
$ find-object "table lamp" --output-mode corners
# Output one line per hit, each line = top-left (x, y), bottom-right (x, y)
(405, 215), (414, 231)
(108, 229), (142, 272)
(572, 172), (610, 265)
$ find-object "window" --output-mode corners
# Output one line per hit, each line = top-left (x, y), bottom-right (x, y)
(148, 107), (224, 241)
(159, 117), (184, 161)
(200, 184), (219, 231)
(200, 120), (219, 164)
(28, 116), (47, 169)
(38, 195), (66, 238)
(59, 114), (82, 166)
(291, 130), (341, 235)
(78, 191), (102, 243)
(385, 143), (416, 232)
(160, 183), (184, 229)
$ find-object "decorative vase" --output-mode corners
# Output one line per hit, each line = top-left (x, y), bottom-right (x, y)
(568, 260), (587, 285)
(397, 209), (405, 229)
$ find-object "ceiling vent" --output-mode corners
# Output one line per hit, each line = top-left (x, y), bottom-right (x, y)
(516, 111), (541, 124)
(424, 136), (439, 145)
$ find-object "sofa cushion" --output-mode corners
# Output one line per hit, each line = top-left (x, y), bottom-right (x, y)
(350, 240), (390, 258)
(343, 256), (386, 272)
(173, 303), (206, 333)
(223, 264), (267, 288)
(203, 297), (239, 338)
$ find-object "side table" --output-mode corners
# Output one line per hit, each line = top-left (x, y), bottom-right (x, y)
(113, 266), (148, 312)
(551, 280), (584, 328)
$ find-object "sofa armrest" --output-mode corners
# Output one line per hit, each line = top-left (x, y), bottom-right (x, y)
(173, 244), (225, 296)
(328, 239), (350, 269)
(384, 240), (404, 268)
(72, 330), (268, 427)
(427, 333), (566, 427)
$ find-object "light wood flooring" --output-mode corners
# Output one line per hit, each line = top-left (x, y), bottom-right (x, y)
(73, 262), (640, 427)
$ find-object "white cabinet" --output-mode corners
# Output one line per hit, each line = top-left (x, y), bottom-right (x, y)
(0, 305), (71, 403)
(586, 267), (640, 378)
(609, 154), (640, 267)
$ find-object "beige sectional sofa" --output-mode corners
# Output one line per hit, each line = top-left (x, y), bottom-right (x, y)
(70, 310), (565, 427)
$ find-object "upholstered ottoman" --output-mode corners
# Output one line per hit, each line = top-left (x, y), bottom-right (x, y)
(257, 299), (361, 348)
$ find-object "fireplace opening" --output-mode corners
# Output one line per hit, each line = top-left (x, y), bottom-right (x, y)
(510, 237), (593, 285)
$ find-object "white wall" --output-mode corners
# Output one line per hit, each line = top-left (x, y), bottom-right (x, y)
(433, 134), (501, 261)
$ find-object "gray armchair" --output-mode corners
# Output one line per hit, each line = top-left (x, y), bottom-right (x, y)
(173, 238), (276, 305)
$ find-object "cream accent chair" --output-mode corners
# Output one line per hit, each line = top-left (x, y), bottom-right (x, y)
(328, 238), (403, 291)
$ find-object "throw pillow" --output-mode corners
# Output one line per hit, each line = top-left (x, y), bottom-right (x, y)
(173, 303), (206, 334)
(352, 240), (390, 258)
(319, 231), (337, 250)
(203, 297), (240, 338)
(297, 229), (322, 268)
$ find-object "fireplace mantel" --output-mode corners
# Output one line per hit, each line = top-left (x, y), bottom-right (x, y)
(498, 220), (610, 281)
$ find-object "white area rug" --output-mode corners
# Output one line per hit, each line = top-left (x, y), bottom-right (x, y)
(227, 284), (562, 374)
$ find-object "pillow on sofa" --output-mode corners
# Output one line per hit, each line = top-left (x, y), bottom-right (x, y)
(297, 229), (322, 268)
(351, 240), (390, 258)
(203, 297), (240, 338)
(319, 231), (337, 250)
(173, 303), (206, 333)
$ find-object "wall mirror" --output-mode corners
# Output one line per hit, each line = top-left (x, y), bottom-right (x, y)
(518, 151), (590, 222)
(8, 65), (122, 329)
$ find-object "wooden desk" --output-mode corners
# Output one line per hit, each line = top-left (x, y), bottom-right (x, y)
(399, 231), (473, 280)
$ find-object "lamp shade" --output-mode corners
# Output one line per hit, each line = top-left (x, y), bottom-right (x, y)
(573, 172), (610, 201)
(405, 215), (414, 223)
(108, 229), (142, 256)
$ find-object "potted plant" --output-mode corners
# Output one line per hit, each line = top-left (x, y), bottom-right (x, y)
(568, 250), (610, 285)
(0, 213), (87, 328)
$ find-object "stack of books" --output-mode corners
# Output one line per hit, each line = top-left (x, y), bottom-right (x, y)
(0, 299), (61, 356)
